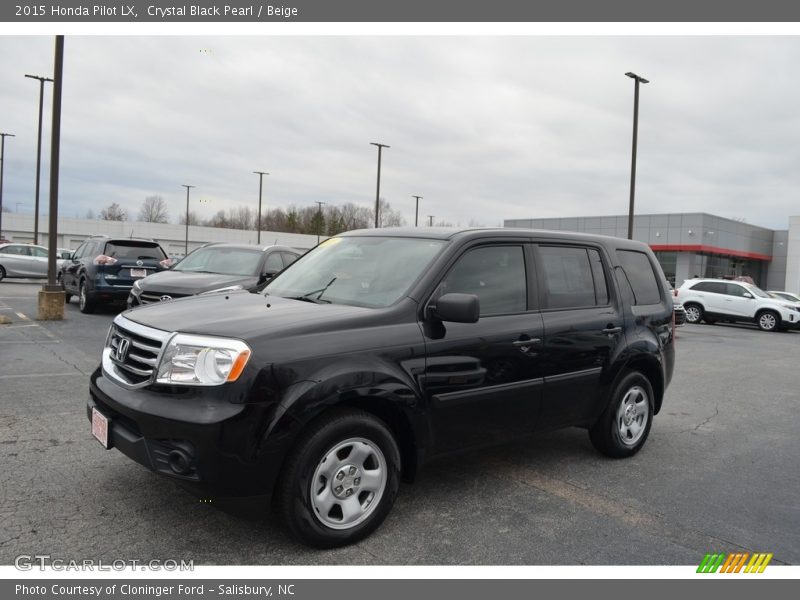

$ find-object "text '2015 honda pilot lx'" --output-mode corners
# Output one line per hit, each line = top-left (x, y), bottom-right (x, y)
(88, 228), (675, 548)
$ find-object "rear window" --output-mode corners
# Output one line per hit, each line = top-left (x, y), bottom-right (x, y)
(539, 245), (609, 309)
(616, 250), (662, 305)
(103, 241), (166, 260)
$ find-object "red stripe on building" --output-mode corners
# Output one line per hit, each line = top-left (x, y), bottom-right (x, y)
(649, 244), (772, 261)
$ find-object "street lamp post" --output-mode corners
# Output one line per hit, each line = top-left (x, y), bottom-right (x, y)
(412, 195), (422, 227)
(25, 74), (53, 245)
(315, 201), (326, 244)
(625, 72), (649, 240)
(0, 132), (15, 240)
(370, 142), (390, 228)
(182, 184), (195, 255)
(253, 171), (268, 245)
(428, 215), (434, 227)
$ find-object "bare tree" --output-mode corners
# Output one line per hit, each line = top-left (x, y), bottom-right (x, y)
(377, 199), (405, 228)
(99, 203), (127, 221)
(137, 195), (169, 223)
(179, 211), (202, 226)
(205, 210), (228, 228)
(227, 205), (255, 230)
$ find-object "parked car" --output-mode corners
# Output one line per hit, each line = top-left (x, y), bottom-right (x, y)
(0, 242), (49, 280)
(127, 243), (301, 308)
(88, 228), (675, 548)
(666, 281), (686, 326)
(768, 290), (800, 305)
(677, 278), (800, 331)
(60, 235), (171, 313)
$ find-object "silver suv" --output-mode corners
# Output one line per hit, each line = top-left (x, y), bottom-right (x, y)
(677, 278), (800, 332)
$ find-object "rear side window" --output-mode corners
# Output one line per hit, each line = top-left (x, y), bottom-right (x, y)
(440, 245), (527, 316)
(539, 245), (608, 309)
(104, 241), (166, 260)
(616, 250), (662, 305)
(691, 281), (725, 294)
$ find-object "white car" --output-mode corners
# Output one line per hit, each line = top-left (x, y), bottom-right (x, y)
(768, 290), (800, 306)
(676, 278), (800, 332)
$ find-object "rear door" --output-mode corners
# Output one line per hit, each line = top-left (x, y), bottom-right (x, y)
(534, 244), (625, 430)
(422, 242), (545, 452)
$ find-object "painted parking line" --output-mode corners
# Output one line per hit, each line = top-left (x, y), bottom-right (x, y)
(15, 312), (30, 321)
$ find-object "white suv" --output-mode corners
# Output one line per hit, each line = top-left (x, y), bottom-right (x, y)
(676, 278), (800, 332)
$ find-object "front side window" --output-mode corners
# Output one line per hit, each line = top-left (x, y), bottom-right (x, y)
(30, 246), (47, 258)
(539, 245), (606, 309)
(725, 283), (750, 297)
(265, 236), (446, 308)
(264, 252), (284, 273)
(438, 245), (527, 316)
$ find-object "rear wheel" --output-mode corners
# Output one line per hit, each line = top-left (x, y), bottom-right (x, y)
(756, 310), (779, 332)
(78, 281), (96, 314)
(683, 303), (703, 324)
(0, 265), (5, 282)
(589, 371), (654, 458)
(275, 409), (401, 548)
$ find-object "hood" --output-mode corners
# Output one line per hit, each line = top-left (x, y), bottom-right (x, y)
(123, 290), (375, 339)
(137, 270), (258, 295)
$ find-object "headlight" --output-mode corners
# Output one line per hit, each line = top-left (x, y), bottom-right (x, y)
(780, 303), (799, 311)
(200, 285), (244, 295)
(156, 334), (251, 386)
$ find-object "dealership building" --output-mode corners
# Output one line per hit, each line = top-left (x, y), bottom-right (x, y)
(504, 213), (800, 292)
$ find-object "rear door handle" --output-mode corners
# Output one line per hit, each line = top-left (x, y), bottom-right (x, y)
(512, 338), (542, 347)
(601, 326), (622, 335)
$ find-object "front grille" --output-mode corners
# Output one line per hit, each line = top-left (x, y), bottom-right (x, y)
(139, 291), (190, 304)
(105, 316), (171, 387)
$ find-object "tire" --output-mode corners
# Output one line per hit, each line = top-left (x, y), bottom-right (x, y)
(0, 265), (5, 282)
(589, 371), (654, 458)
(704, 318), (716, 325)
(275, 408), (401, 548)
(756, 310), (780, 332)
(683, 303), (703, 324)
(78, 281), (96, 314)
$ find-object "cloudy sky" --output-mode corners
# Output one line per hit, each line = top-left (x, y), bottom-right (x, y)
(0, 35), (799, 230)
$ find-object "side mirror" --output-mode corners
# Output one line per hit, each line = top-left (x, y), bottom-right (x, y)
(743, 292), (753, 299)
(260, 269), (280, 283)
(430, 293), (480, 323)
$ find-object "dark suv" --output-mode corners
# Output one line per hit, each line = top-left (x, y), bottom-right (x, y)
(127, 243), (301, 308)
(60, 235), (170, 313)
(88, 228), (674, 547)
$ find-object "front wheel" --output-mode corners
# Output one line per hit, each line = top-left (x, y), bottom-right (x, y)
(757, 310), (779, 332)
(0, 265), (6, 282)
(275, 409), (401, 548)
(589, 371), (654, 458)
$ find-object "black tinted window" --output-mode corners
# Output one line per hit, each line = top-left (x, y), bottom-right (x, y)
(539, 246), (606, 309)
(440, 245), (527, 315)
(104, 241), (166, 260)
(616, 250), (662, 305)
(725, 283), (750, 297)
(691, 281), (725, 294)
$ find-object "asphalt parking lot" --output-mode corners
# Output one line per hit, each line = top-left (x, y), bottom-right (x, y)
(1, 280), (798, 565)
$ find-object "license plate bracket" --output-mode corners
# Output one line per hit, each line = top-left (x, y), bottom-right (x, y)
(91, 407), (110, 449)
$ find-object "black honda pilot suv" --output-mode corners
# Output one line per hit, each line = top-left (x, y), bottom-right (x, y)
(88, 228), (675, 548)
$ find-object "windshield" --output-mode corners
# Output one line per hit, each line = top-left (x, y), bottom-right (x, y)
(264, 236), (446, 308)
(173, 246), (263, 276)
(743, 283), (770, 298)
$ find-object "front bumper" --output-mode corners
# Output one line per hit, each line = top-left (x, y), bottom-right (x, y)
(87, 367), (288, 496)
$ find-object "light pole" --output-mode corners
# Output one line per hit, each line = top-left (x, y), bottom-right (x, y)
(412, 195), (422, 227)
(253, 171), (268, 245)
(0, 132), (15, 240)
(182, 184), (195, 255)
(428, 215), (434, 227)
(315, 201), (326, 244)
(370, 142), (389, 228)
(25, 74), (53, 245)
(625, 72), (649, 240)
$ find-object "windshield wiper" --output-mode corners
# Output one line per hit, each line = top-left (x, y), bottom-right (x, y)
(289, 277), (337, 304)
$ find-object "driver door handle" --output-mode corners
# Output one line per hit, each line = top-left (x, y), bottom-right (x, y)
(601, 326), (622, 335)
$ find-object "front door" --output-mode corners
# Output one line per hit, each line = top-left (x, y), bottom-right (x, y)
(421, 243), (545, 453)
